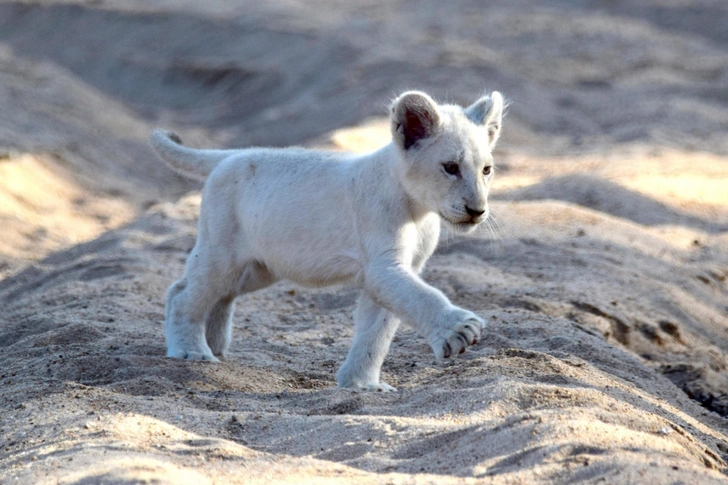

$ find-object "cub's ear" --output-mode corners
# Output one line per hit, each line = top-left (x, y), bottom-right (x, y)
(465, 91), (504, 147)
(391, 91), (441, 150)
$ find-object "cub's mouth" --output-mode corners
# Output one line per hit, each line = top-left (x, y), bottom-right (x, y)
(439, 213), (483, 231)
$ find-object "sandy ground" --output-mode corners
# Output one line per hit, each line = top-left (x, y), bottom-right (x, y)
(1, 0), (728, 483)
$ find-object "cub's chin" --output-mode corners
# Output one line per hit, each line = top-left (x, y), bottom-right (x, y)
(451, 221), (482, 234)
(439, 214), (483, 234)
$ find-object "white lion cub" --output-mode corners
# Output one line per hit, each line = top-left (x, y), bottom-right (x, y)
(150, 90), (504, 391)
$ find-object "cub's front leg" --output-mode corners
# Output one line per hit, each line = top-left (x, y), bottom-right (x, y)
(336, 294), (400, 392)
(364, 260), (486, 362)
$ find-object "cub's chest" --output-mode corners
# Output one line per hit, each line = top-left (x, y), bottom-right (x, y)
(409, 214), (441, 270)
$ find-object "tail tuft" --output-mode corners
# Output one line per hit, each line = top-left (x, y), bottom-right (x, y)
(150, 129), (235, 180)
(167, 132), (183, 145)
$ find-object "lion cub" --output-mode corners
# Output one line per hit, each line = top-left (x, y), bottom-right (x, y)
(150, 90), (504, 391)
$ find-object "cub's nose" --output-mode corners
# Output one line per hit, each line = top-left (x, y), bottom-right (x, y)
(465, 206), (486, 218)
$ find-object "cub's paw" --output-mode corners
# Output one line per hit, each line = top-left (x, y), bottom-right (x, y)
(430, 309), (485, 359)
(168, 348), (220, 362)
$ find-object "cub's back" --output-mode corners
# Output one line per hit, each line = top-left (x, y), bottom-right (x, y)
(204, 147), (365, 286)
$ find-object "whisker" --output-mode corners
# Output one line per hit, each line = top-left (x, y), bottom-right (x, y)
(488, 211), (506, 236)
(482, 210), (506, 252)
(444, 223), (455, 244)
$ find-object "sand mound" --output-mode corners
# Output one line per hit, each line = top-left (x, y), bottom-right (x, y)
(1, 0), (728, 483)
(0, 42), (195, 274)
(2, 182), (728, 483)
(0, 152), (134, 274)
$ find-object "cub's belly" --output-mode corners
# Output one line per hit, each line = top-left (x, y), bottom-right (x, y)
(266, 251), (364, 288)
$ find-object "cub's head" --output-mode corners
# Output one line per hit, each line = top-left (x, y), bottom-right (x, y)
(390, 90), (504, 233)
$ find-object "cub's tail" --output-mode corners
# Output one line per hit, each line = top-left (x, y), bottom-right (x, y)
(150, 130), (238, 180)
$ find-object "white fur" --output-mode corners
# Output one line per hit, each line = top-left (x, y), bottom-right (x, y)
(150, 90), (504, 391)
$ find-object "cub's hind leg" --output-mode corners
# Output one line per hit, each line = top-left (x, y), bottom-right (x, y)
(336, 294), (400, 392)
(165, 246), (238, 362)
(204, 261), (276, 358)
(205, 296), (235, 358)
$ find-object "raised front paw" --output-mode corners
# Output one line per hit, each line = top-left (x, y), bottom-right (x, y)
(429, 309), (485, 359)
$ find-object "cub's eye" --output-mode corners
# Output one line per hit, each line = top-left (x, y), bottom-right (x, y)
(483, 166), (493, 176)
(442, 162), (460, 176)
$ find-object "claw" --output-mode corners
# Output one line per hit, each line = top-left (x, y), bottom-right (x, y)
(462, 324), (479, 344)
(443, 342), (452, 359)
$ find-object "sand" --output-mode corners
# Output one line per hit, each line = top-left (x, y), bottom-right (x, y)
(1, 0), (728, 483)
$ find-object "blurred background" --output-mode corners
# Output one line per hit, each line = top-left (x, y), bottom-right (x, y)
(3, 0), (728, 149)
